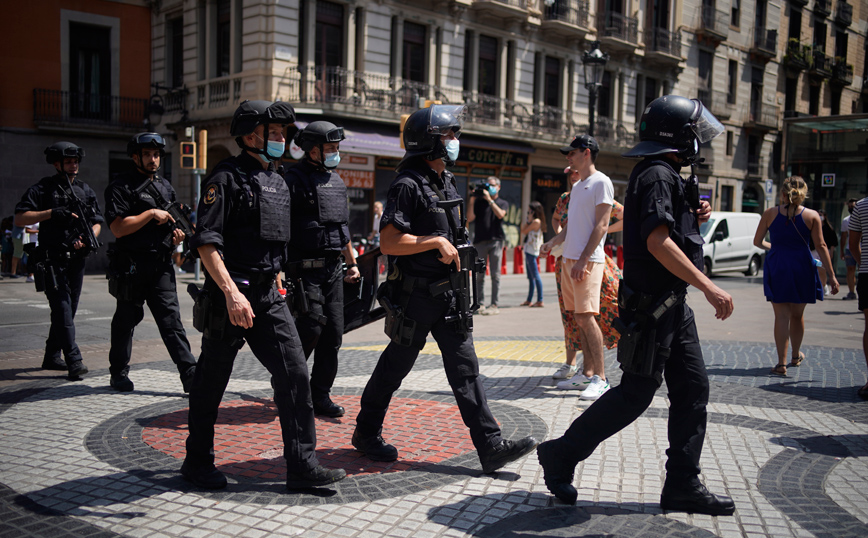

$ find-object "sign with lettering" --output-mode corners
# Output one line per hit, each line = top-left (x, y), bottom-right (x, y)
(339, 169), (375, 189)
(458, 147), (528, 168)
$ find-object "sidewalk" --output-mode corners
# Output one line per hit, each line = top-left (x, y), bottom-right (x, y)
(0, 272), (866, 537)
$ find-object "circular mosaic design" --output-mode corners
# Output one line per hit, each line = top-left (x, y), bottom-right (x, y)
(86, 387), (548, 505)
(142, 395), (478, 479)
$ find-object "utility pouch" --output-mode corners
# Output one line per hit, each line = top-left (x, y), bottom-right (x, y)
(377, 281), (423, 348)
(188, 283), (235, 343)
(287, 278), (310, 317)
(615, 317), (661, 382)
(34, 262), (57, 293)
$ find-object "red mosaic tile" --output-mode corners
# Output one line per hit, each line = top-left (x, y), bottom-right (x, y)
(141, 396), (476, 480)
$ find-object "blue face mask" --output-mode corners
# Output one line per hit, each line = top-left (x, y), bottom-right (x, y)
(488, 185), (498, 196)
(257, 139), (285, 162)
(323, 151), (341, 169)
(445, 139), (460, 162)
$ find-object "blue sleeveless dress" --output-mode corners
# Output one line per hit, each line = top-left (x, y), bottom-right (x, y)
(763, 207), (822, 303)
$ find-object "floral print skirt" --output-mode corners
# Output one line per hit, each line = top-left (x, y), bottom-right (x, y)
(555, 255), (622, 351)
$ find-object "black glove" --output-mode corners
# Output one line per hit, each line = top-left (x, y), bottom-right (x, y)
(51, 207), (73, 222)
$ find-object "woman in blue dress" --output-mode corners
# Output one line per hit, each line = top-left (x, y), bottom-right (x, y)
(753, 176), (839, 376)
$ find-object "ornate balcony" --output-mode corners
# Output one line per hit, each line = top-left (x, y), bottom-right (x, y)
(541, 0), (590, 38)
(645, 27), (682, 64)
(809, 50), (833, 79)
(33, 89), (148, 131)
(831, 61), (854, 86)
(750, 28), (777, 62)
(744, 101), (779, 131)
(814, 0), (831, 17)
(596, 11), (639, 53)
(696, 6), (728, 45)
(784, 39), (810, 72)
(472, 0), (528, 20)
(835, 1), (852, 26)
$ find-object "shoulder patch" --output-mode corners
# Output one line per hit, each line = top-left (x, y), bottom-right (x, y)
(203, 184), (217, 205)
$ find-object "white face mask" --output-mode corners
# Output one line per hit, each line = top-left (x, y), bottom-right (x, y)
(445, 139), (459, 161)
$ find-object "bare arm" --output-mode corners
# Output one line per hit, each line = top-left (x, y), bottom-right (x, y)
(342, 242), (361, 282)
(467, 196), (476, 223)
(15, 210), (55, 226)
(607, 202), (624, 234)
(379, 223), (460, 269)
(110, 209), (174, 238)
(753, 209), (772, 250)
(520, 218), (541, 236)
(197, 244), (254, 329)
(647, 224), (734, 320)
(841, 231), (849, 259)
(806, 210), (839, 294)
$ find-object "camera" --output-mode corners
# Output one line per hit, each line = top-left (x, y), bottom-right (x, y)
(472, 182), (491, 196)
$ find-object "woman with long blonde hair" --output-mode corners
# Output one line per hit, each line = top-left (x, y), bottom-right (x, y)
(753, 176), (839, 376)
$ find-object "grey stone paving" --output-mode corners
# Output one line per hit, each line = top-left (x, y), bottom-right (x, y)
(0, 337), (866, 538)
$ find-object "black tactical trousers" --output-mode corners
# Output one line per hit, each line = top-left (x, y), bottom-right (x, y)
(108, 260), (196, 378)
(44, 257), (86, 365)
(356, 289), (502, 453)
(293, 260), (344, 402)
(185, 283), (320, 473)
(550, 302), (708, 482)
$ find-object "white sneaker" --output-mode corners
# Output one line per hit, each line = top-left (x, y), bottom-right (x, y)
(485, 304), (500, 315)
(557, 373), (592, 390)
(579, 375), (610, 400)
(552, 364), (578, 379)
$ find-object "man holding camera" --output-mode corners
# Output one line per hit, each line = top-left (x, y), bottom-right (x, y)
(468, 176), (508, 315)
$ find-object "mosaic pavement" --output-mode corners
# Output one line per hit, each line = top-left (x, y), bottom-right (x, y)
(1, 338), (867, 538)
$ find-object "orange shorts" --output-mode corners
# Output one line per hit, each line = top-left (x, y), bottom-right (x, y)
(561, 259), (604, 315)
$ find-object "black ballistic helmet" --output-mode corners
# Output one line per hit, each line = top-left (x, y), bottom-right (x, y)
(44, 142), (85, 164)
(295, 121), (345, 153)
(623, 95), (724, 158)
(127, 132), (166, 157)
(230, 100), (296, 138)
(398, 104), (464, 171)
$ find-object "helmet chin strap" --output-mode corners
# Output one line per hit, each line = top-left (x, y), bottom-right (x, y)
(134, 150), (161, 176)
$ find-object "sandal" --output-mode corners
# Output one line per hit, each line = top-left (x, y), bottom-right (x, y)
(530, 302), (545, 308)
(788, 352), (805, 367)
(519, 301), (531, 306)
(770, 364), (788, 377)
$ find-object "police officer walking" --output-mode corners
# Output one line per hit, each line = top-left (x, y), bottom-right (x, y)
(352, 105), (538, 473)
(182, 100), (345, 490)
(14, 142), (104, 379)
(537, 96), (736, 515)
(103, 133), (197, 392)
(283, 121), (360, 418)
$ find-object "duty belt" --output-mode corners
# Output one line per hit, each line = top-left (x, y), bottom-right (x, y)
(401, 274), (452, 297)
(286, 254), (341, 271)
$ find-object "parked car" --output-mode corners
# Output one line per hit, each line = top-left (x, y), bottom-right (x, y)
(699, 211), (765, 276)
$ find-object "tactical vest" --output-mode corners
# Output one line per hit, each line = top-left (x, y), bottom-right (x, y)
(286, 167), (349, 225)
(213, 159), (292, 244)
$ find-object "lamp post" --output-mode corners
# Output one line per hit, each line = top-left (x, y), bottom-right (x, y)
(581, 41), (609, 137)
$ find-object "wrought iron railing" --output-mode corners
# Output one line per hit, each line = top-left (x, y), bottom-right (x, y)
(33, 89), (148, 129)
(752, 28), (777, 54)
(476, 0), (527, 8)
(746, 101), (779, 129)
(647, 27), (681, 56)
(544, 0), (589, 28)
(747, 154), (761, 175)
(597, 12), (639, 44)
(831, 62), (854, 85)
(698, 6), (729, 37)
(809, 50), (833, 77)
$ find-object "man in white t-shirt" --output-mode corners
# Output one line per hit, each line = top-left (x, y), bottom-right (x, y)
(846, 196), (868, 399)
(542, 134), (614, 400)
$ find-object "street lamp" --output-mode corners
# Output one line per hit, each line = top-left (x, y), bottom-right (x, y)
(581, 41), (609, 137)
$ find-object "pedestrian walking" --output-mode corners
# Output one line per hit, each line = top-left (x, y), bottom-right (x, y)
(520, 201), (546, 307)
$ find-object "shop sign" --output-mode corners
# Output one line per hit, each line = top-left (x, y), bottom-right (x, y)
(501, 169), (524, 179)
(471, 167), (497, 177)
(458, 147), (528, 168)
(340, 169), (374, 189)
(821, 173), (835, 187)
(533, 177), (564, 191)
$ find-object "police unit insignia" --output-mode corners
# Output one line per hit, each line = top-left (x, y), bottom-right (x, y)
(204, 184), (217, 205)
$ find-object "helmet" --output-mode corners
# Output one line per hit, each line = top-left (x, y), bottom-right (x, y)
(398, 105), (465, 170)
(623, 95), (724, 158)
(44, 142), (84, 164)
(230, 99), (296, 138)
(127, 132), (166, 157)
(295, 121), (345, 153)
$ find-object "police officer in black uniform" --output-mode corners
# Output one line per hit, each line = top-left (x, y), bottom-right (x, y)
(182, 100), (346, 490)
(537, 96), (736, 515)
(283, 121), (360, 418)
(352, 105), (538, 473)
(14, 142), (104, 379)
(103, 133), (197, 392)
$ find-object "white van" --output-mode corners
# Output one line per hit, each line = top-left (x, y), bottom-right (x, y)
(699, 211), (765, 276)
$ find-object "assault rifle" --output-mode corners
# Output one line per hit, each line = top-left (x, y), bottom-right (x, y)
(436, 197), (485, 335)
(131, 177), (195, 250)
(57, 174), (101, 254)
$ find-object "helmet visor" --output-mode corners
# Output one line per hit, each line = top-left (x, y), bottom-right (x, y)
(133, 133), (166, 147)
(324, 126), (345, 143)
(691, 103), (724, 144)
(427, 105), (466, 137)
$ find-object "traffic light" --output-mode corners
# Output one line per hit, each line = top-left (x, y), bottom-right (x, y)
(180, 142), (196, 169)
